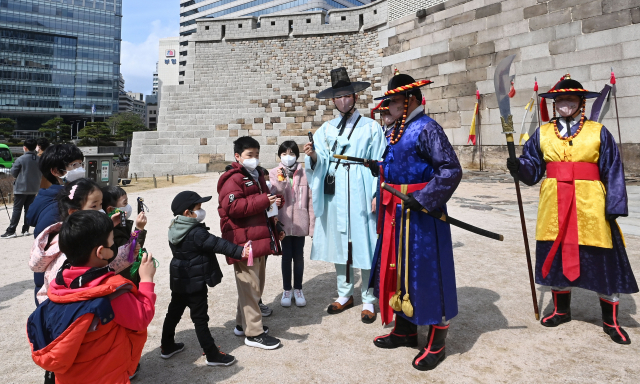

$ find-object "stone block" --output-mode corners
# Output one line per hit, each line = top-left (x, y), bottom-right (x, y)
(518, 56), (554, 75)
(529, 9), (572, 31)
(469, 41), (495, 57)
(475, 3), (502, 19)
(443, 82), (477, 98)
(449, 32), (478, 51)
(554, 44), (623, 69)
(486, 9), (524, 29)
(451, 19), (488, 38)
(549, 37), (576, 55)
(576, 23), (640, 50)
(582, 10), (633, 33)
(520, 43), (550, 60)
(509, 27), (555, 49)
(477, 26), (503, 44)
(603, 0), (640, 13)
(445, 11), (477, 28)
(420, 41), (450, 56)
(432, 51), (456, 65)
(468, 67), (488, 81)
(633, 7), (640, 23)
(200, 138), (207, 145)
(453, 48), (471, 60)
(524, 3), (548, 19)
(448, 71), (468, 84)
(572, 1), (603, 20)
(548, 0), (594, 12)
(427, 99), (449, 113)
(466, 53), (494, 70)
(556, 21), (583, 39)
(439, 60), (468, 75)
(495, 48), (522, 64)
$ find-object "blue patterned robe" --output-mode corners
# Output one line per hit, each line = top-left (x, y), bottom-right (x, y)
(370, 110), (462, 326)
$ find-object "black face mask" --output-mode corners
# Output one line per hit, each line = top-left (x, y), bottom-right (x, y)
(109, 243), (119, 259)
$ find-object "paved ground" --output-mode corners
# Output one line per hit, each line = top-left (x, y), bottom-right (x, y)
(1, 172), (638, 383)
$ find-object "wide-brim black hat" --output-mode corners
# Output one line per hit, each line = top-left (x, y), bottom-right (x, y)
(316, 67), (370, 99)
(375, 73), (433, 100)
(538, 78), (600, 99)
(171, 191), (212, 216)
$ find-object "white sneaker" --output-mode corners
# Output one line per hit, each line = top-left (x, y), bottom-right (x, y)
(281, 290), (292, 307)
(294, 289), (306, 307)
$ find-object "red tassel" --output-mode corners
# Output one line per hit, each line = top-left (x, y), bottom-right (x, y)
(422, 96), (426, 105)
(534, 81), (538, 92)
(475, 89), (480, 100)
(540, 98), (549, 122)
(610, 71), (616, 85)
(508, 81), (516, 98)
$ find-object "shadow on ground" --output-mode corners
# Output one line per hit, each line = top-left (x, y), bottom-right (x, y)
(446, 286), (525, 356)
(0, 279), (32, 310)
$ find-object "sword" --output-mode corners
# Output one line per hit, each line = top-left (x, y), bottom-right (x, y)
(381, 183), (504, 241)
(494, 55), (540, 320)
(333, 154), (369, 163)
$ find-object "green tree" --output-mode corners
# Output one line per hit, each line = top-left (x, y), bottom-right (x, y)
(78, 122), (113, 147)
(39, 117), (71, 144)
(0, 118), (16, 141)
(115, 120), (147, 146)
(105, 112), (148, 146)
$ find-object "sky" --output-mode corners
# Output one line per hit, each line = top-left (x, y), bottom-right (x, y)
(120, 1), (180, 96)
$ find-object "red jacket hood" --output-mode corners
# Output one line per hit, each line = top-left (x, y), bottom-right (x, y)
(48, 266), (134, 304)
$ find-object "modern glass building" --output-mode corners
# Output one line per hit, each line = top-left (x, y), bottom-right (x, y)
(0, 0), (122, 130)
(178, 0), (369, 83)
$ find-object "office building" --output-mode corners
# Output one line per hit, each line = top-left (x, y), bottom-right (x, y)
(0, 0), (123, 130)
(145, 94), (157, 130)
(157, 37), (179, 106)
(178, 0), (369, 83)
(152, 62), (158, 95)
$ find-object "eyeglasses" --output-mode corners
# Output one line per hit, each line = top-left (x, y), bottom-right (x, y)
(68, 161), (84, 169)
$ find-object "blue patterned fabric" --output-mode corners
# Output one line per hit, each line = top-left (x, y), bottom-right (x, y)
(370, 111), (462, 326)
(518, 124), (638, 294)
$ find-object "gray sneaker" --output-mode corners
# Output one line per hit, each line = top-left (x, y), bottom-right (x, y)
(259, 301), (272, 317)
(0, 232), (17, 239)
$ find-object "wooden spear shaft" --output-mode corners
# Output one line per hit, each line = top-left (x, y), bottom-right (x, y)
(505, 130), (540, 320)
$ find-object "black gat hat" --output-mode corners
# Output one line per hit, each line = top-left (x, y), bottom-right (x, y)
(316, 67), (371, 99)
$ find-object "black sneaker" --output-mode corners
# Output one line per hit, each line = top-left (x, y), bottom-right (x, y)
(129, 364), (140, 379)
(0, 232), (16, 239)
(233, 325), (269, 336)
(205, 349), (237, 366)
(44, 371), (55, 384)
(245, 332), (281, 350)
(160, 342), (185, 359)
(259, 301), (273, 317)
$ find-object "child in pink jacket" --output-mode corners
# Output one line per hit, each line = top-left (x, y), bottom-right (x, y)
(269, 141), (315, 308)
(29, 179), (136, 305)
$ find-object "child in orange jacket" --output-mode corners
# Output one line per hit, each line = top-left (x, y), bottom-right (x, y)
(27, 210), (156, 384)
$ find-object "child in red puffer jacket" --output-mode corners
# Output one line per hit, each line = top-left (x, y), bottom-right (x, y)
(217, 136), (284, 351)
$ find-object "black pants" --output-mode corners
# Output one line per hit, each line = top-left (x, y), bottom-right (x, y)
(281, 236), (305, 291)
(161, 287), (216, 354)
(7, 194), (35, 234)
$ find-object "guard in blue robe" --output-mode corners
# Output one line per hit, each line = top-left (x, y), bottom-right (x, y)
(368, 73), (462, 371)
(303, 67), (387, 323)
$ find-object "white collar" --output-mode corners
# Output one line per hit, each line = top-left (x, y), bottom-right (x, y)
(404, 106), (423, 125)
(557, 115), (580, 136)
(339, 109), (361, 127)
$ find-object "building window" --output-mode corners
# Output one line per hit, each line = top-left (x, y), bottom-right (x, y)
(238, 23), (242, 28)
(306, 19), (311, 23)
(341, 16), (346, 21)
(271, 21), (275, 25)
(205, 25), (209, 30)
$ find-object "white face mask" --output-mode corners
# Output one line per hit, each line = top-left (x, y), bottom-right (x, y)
(281, 155), (297, 167)
(334, 96), (354, 114)
(119, 204), (133, 220)
(242, 158), (259, 171)
(64, 167), (85, 183)
(194, 208), (206, 222)
(556, 100), (579, 118)
(98, 209), (106, 214)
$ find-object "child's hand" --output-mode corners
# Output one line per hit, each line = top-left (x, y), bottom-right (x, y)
(276, 197), (282, 207)
(242, 243), (251, 258)
(267, 194), (277, 205)
(135, 212), (147, 230)
(111, 212), (122, 227)
(138, 252), (156, 283)
(279, 231), (285, 241)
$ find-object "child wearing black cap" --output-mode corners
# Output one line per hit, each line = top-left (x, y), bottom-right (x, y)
(160, 190), (249, 366)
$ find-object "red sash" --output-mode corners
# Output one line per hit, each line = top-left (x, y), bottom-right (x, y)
(542, 162), (600, 281)
(379, 181), (428, 325)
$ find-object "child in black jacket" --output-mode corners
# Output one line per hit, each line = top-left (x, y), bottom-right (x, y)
(161, 191), (248, 367)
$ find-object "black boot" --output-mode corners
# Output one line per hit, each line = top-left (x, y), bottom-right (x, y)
(373, 315), (418, 349)
(412, 324), (448, 371)
(541, 290), (572, 327)
(600, 298), (631, 345)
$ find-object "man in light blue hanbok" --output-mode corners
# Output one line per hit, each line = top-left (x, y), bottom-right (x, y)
(303, 67), (387, 323)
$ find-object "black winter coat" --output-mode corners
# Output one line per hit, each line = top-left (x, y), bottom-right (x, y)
(169, 224), (243, 293)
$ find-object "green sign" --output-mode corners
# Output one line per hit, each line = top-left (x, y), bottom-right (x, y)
(101, 160), (110, 182)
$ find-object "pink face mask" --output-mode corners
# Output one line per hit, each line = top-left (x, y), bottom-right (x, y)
(334, 96), (354, 113)
(556, 100), (579, 118)
(382, 113), (396, 127)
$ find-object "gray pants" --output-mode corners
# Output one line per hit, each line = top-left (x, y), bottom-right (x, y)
(6, 194), (35, 234)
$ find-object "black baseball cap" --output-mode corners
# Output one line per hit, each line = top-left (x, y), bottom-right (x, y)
(171, 191), (212, 216)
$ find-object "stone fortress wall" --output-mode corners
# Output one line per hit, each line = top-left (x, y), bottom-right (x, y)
(130, 0), (640, 177)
